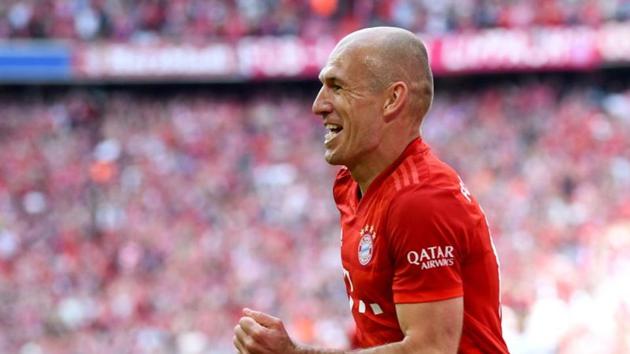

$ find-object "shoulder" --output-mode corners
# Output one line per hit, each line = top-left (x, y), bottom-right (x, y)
(382, 149), (487, 256)
(387, 184), (450, 223)
(419, 150), (464, 192)
(387, 150), (464, 211)
(384, 183), (476, 260)
(385, 144), (461, 194)
(385, 157), (482, 235)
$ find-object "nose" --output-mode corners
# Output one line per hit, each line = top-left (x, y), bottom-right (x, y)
(312, 86), (332, 118)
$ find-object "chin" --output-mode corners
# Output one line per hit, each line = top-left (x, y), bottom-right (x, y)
(324, 151), (344, 166)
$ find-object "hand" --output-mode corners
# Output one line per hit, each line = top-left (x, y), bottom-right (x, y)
(233, 308), (298, 354)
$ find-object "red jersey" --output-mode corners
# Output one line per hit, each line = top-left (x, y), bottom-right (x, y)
(333, 138), (509, 353)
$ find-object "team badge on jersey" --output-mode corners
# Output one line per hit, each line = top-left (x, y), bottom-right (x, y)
(358, 225), (376, 265)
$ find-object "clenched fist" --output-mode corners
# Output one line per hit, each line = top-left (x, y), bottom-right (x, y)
(233, 308), (299, 354)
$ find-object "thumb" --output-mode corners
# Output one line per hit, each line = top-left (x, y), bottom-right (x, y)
(243, 308), (281, 328)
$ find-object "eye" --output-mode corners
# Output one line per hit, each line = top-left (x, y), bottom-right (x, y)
(331, 84), (342, 92)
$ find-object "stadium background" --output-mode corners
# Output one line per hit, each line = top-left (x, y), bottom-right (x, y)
(1, 0), (629, 353)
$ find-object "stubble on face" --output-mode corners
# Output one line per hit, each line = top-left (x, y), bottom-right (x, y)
(320, 46), (385, 168)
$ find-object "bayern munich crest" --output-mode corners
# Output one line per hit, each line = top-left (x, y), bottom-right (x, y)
(358, 225), (376, 266)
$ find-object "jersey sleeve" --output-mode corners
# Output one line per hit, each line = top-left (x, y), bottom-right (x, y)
(386, 185), (470, 304)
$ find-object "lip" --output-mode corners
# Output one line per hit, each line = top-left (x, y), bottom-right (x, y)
(324, 129), (342, 146)
(323, 120), (343, 146)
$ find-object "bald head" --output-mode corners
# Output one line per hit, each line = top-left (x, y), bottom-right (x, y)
(331, 27), (434, 125)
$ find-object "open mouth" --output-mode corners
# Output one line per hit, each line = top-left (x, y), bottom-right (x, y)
(324, 123), (343, 144)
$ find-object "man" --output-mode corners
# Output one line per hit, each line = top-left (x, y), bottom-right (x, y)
(233, 26), (509, 353)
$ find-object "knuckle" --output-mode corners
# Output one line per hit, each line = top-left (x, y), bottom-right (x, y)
(250, 327), (262, 339)
(244, 335), (256, 349)
(270, 318), (282, 328)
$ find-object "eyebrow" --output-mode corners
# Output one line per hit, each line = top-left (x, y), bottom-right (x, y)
(320, 74), (347, 87)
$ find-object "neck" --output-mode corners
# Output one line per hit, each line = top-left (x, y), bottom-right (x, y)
(350, 134), (418, 195)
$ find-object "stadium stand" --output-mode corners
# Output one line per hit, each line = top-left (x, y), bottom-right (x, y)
(1, 79), (629, 353)
(1, 0), (630, 40)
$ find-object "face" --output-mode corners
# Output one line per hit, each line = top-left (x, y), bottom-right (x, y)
(312, 45), (386, 169)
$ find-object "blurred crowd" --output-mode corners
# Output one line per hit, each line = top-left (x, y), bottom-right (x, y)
(0, 80), (629, 354)
(1, 0), (630, 41)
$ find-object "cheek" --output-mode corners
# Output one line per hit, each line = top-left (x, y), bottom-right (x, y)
(343, 102), (382, 145)
(355, 113), (383, 142)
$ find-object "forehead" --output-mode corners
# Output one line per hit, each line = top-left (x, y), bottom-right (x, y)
(318, 44), (361, 82)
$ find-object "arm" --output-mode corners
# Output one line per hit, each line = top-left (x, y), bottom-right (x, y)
(233, 308), (343, 354)
(234, 298), (462, 354)
(357, 298), (463, 354)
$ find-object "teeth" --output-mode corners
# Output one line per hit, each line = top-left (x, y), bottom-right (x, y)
(325, 123), (341, 131)
(324, 123), (342, 144)
(325, 131), (336, 144)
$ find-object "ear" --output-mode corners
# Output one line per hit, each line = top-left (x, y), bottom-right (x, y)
(382, 81), (408, 122)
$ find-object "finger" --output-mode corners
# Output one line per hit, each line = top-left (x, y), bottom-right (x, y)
(234, 325), (253, 353)
(238, 316), (266, 336)
(233, 334), (248, 354)
(234, 323), (249, 342)
(243, 308), (282, 328)
(235, 324), (265, 353)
